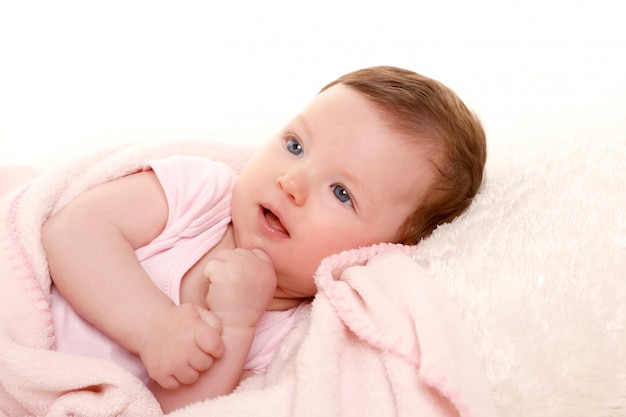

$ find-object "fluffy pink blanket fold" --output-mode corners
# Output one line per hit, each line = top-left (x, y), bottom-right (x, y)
(0, 140), (497, 417)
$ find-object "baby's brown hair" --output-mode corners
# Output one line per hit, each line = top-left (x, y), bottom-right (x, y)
(321, 66), (486, 244)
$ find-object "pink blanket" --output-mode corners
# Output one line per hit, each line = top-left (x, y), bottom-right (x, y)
(0, 140), (497, 417)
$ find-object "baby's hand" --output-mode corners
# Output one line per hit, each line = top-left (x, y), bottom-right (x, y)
(137, 303), (225, 390)
(203, 248), (277, 328)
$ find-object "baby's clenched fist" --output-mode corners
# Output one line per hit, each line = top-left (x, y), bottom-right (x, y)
(203, 248), (277, 328)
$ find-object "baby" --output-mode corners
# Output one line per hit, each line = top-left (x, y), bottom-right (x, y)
(42, 66), (486, 412)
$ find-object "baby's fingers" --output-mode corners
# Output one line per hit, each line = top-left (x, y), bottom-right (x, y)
(195, 317), (225, 359)
(187, 349), (216, 374)
(194, 305), (223, 334)
(173, 366), (200, 386)
(157, 374), (181, 391)
(151, 360), (201, 389)
(250, 248), (271, 262)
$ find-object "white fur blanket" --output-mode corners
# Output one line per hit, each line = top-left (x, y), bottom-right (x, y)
(0, 141), (497, 416)
(416, 113), (626, 417)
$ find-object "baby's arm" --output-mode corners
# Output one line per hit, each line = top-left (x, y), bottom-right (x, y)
(150, 248), (277, 412)
(42, 171), (224, 388)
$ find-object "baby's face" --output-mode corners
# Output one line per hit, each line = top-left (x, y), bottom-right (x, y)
(231, 84), (435, 300)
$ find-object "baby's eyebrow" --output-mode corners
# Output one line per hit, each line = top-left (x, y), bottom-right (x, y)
(293, 115), (314, 140)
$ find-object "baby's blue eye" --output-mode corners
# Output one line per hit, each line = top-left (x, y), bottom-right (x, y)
(286, 138), (303, 158)
(332, 184), (353, 207)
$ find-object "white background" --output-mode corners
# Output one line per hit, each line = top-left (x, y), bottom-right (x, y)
(1, 0), (625, 167)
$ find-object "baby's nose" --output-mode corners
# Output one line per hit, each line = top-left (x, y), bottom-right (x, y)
(277, 171), (307, 206)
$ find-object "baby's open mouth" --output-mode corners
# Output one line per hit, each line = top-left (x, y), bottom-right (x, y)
(263, 207), (289, 237)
